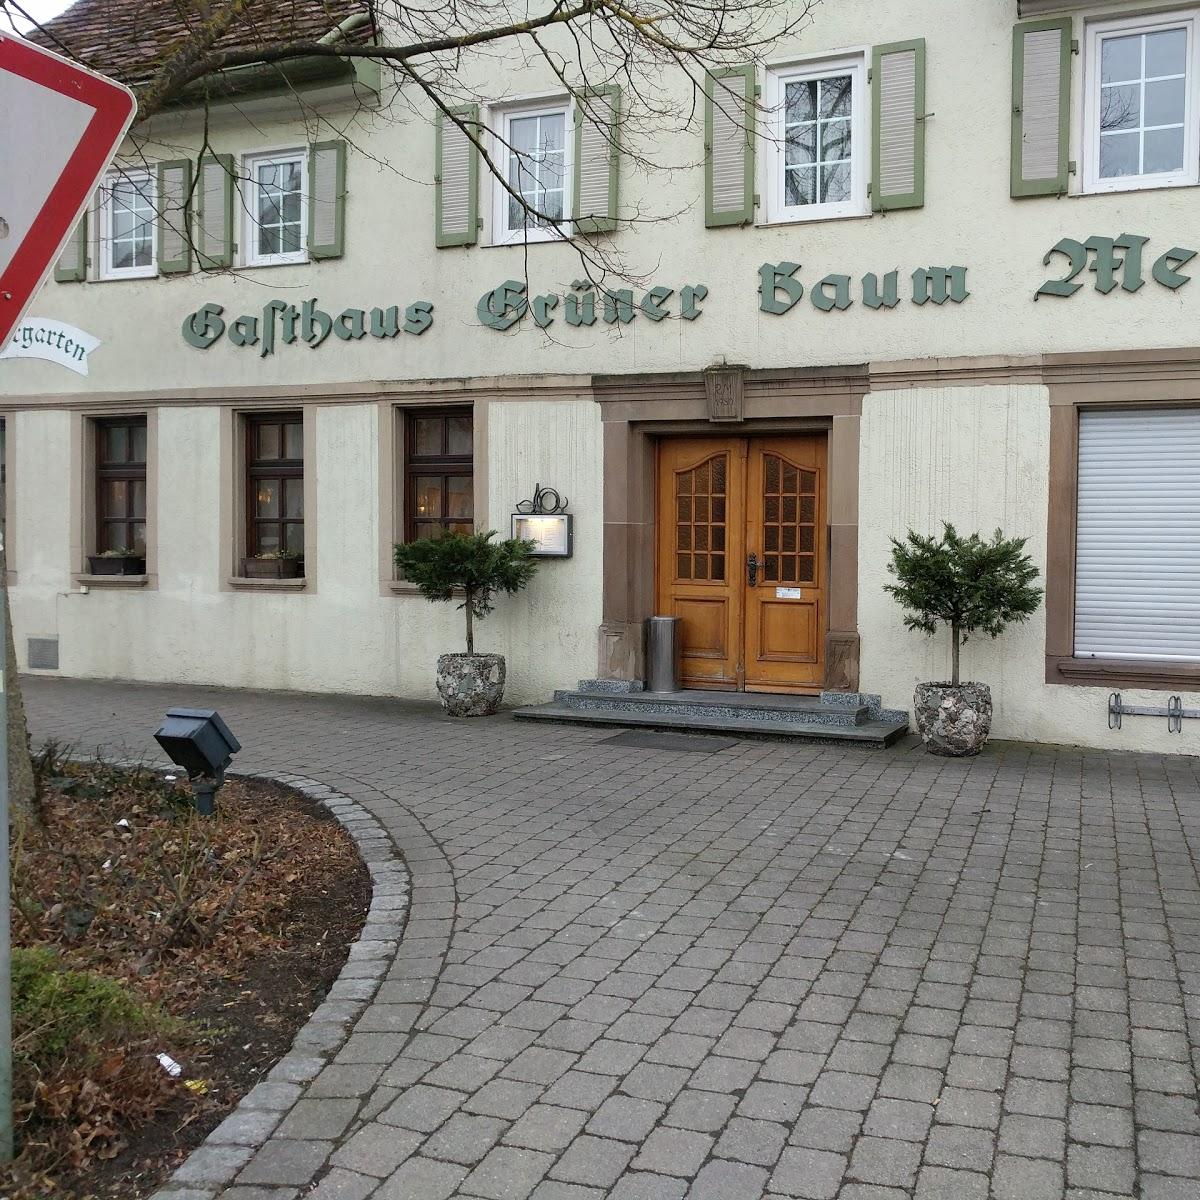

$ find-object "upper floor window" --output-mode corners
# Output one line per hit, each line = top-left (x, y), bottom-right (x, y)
(493, 102), (571, 243)
(98, 169), (157, 280)
(243, 151), (307, 266)
(765, 57), (867, 223)
(1084, 11), (1200, 193)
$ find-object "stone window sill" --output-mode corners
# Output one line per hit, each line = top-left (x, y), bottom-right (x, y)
(228, 576), (308, 592)
(1048, 655), (1200, 693)
(76, 573), (150, 589)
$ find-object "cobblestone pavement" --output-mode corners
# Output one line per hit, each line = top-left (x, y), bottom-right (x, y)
(24, 676), (1200, 1200)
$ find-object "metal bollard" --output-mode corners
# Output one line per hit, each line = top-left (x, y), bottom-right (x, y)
(645, 616), (682, 693)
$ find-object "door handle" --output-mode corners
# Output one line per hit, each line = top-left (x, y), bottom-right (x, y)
(747, 553), (758, 587)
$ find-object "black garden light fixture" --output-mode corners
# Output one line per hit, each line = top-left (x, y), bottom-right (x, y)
(153, 708), (241, 816)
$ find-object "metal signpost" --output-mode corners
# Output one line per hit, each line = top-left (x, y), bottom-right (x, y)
(0, 28), (136, 1160)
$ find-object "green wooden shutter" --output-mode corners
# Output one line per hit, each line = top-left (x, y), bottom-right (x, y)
(872, 40), (926, 211)
(308, 140), (347, 259)
(705, 65), (755, 228)
(54, 211), (88, 282)
(573, 86), (621, 234)
(196, 153), (235, 269)
(435, 105), (479, 248)
(157, 159), (192, 274)
(1012, 18), (1073, 197)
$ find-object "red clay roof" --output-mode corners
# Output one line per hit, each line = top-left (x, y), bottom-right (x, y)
(27, 0), (373, 90)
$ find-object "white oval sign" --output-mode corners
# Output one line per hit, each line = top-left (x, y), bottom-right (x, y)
(0, 317), (100, 376)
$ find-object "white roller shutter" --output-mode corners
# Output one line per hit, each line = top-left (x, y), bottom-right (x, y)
(1074, 408), (1200, 661)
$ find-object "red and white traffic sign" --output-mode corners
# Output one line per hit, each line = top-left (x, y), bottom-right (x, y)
(0, 30), (136, 346)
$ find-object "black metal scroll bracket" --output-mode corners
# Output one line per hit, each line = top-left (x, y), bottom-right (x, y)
(1109, 692), (1200, 734)
(515, 483), (569, 516)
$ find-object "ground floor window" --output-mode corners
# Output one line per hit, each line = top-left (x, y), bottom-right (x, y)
(95, 415), (148, 554)
(404, 408), (474, 540)
(245, 412), (304, 558)
(1074, 407), (1200, 662)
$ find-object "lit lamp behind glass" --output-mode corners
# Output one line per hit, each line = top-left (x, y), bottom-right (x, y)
(512, 484), (573, 558)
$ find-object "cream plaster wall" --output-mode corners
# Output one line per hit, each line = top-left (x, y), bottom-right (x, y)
(3, 0), (1198, 399)
(859, 384), (1200, 753)
(7, 400), (601, 704)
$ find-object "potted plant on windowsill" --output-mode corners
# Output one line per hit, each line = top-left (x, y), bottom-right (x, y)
(87, 549), (146, 576)
(394, 530), (538, 717)
(885, 524), (1042, 757)
(241, 550), (303, 580)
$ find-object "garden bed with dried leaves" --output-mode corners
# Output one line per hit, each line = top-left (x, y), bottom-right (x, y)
(2, 750), (371, 1199)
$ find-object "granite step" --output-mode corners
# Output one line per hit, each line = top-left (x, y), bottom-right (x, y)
(547, 687), (870, 727)
(511, 699), (910, 746)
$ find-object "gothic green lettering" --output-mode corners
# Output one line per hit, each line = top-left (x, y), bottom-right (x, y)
(1152, 246), (1197, 290)
(182, 303), (225, 349)
(478, 280), (527, 330)
(812, 274), (852, 312)
(758, 262), (804, 315)
(640, 286), (673, 322)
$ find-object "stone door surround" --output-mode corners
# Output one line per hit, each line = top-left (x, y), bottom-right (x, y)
(593, 363), (868, 692)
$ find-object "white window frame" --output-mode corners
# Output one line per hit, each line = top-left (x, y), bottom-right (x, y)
(1082, 9), (1200, 195)
(763, 54), (869, 225)
(489, 98), (574, 245)
(242, 149), (309, 267)
(96, 168), (158, 281)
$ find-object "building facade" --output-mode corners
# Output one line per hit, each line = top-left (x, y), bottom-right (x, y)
(5, 0), (1200, 752)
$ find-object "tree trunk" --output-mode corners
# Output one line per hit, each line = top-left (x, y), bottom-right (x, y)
(950, 621), (961, 687)
(465, 592), (474, 656)
(0, 552), (34, 820)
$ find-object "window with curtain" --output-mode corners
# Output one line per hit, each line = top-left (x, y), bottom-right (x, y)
(404, 408), (474, 540)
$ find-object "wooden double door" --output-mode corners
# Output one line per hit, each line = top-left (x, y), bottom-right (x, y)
(655, 435), (828, 692)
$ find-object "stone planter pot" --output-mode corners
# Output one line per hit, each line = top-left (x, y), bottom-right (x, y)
(914, 681), (993, 757)
(436, 653), (506, 717)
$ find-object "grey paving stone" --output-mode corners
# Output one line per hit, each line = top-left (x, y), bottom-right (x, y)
(585, 1095), (665, 1142)
(608, 1173), (688, 1200)
(171, 1143), (257, 1185)
(914, 1165), (989, 1200)
(769, 1146), (845, 1198)
(423, 1113), (507, 1165)
(788, 1106), (863, 1153)
(685, 1160), (769, 1200)
(713, 1116), (786, 1167)
(923, 1124), (995, 1173)
(373, 1156), (468, 1200)
(550, 1135), (636, 1188)
(663, 1089), (737, 1133)
(462, 1146), (556, 1200)
(275, 1099), (359, 1140)
(237, 1140), (333, 1187)
(1067, 1143), (1136, 1193)
(307, 1169), (378, 1200)
(505, 1104), (590, 1153)
(992, 1154), (1064, 1200)
(846, 1136), (921, 1189)
(330, 1125), (422, 1176)
(631, 1127), (713, 1176)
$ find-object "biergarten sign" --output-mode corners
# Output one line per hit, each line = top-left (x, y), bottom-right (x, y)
(0, 318), (100, 375)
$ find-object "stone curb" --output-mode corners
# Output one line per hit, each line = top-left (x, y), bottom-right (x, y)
(144, 772), (411, 1200)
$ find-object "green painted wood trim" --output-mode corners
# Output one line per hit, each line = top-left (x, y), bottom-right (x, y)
(308, 139), (347, 259)
(871, 39), (926, 212)
(435, 104), (479, 249)
(704, 64), (755, 228)
(156, 158), (193, 274)
(573, 84), (621, 235)
(196, 152), (235, 270)
(1011, 17), (1073, 198)
(54, 211), (88, 282)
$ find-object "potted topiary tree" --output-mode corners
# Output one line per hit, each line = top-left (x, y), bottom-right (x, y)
(394, 530), (538, 717)
(885, 524), (1042, 757)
